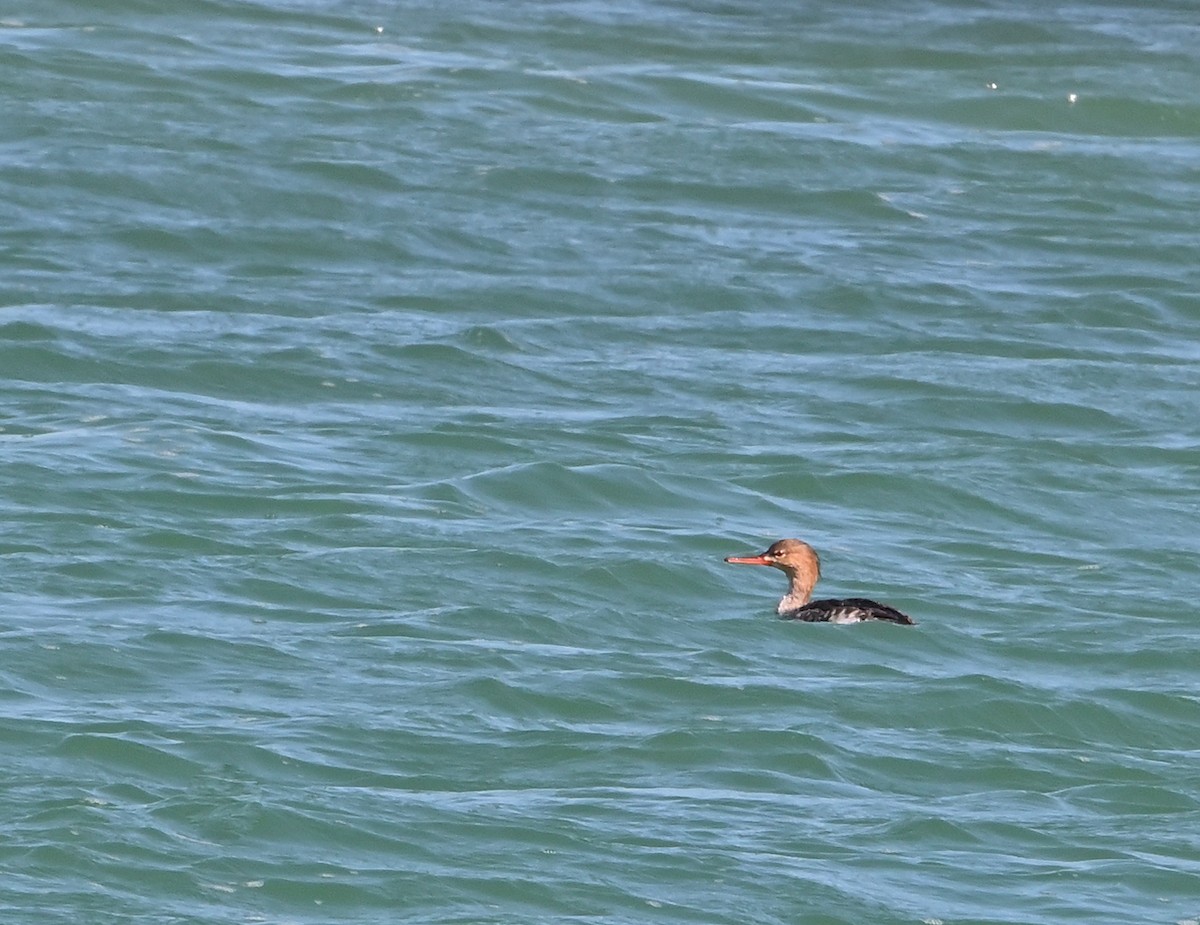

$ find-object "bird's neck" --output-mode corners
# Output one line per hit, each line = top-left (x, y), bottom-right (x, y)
(777, 572), (815, 614)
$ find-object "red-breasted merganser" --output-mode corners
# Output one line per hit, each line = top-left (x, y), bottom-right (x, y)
(724, 538), (915, 625)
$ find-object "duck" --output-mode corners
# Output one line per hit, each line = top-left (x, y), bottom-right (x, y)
(725, 538), (915, 625)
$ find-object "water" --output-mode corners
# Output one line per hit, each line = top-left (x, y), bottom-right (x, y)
(2, 2), (1199, 923)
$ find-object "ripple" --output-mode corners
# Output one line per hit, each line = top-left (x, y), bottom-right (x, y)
(3, 2), (1200, 923)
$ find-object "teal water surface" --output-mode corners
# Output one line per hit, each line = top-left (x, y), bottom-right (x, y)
(2, 2), (1200, 923)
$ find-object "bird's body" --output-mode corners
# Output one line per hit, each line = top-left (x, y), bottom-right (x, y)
(778, 597), (914, 625)
(724, 538), (915, 626)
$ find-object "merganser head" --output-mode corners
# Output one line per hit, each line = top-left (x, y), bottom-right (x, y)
(725, 538), (821, 612)
(725, 538), (820, 575)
